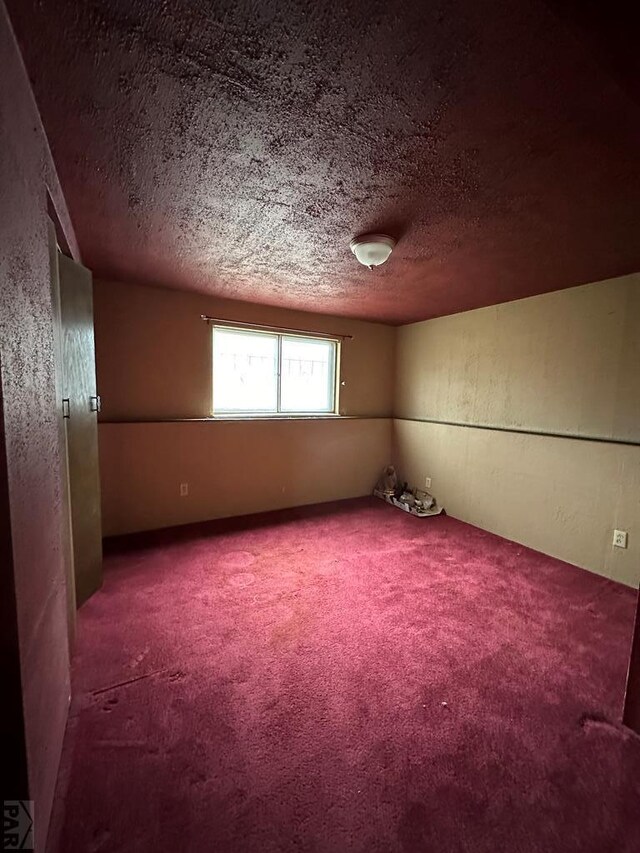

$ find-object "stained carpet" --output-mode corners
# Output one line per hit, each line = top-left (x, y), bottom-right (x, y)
(47, 498), (640, 852)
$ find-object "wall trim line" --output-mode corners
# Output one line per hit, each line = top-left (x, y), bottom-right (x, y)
(394, 416), (640, 448)
(99, 415), (391, 424)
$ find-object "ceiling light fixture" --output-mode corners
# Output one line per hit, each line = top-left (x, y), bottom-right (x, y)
(350, 234), (396, 270)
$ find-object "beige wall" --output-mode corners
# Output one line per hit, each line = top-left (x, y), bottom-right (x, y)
(94, 279), (396, 534)
(100, 418), (391, 536)
(94, 279), (396, 420)
(96, 274), (639, 587)
(394, 275), (640, 587)
(394, 420), (639, 587)
(395, 275), (640, 439)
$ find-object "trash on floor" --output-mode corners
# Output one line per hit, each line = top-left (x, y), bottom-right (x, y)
(373, 465), (444, 517)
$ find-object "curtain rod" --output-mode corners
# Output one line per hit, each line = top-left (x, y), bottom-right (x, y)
(200, 315), (353, 340)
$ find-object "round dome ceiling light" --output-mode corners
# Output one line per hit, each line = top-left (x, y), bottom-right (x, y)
(350, 234), (396, 270)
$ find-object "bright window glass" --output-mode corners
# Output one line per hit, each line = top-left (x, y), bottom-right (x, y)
(280, 336), (335, 413)
(213, 329), (278, 413)
(212, 328), (338, 415)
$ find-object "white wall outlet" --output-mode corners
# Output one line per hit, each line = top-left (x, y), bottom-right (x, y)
(613, 529), (628, 549)
(425, 477), (432, 489)
(180, 483), (189, 497)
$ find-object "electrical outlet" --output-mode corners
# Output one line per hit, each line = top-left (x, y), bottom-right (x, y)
(180, 483), (189, 497)
(613, 529), (628, 549)
(425, 477), (432, 489)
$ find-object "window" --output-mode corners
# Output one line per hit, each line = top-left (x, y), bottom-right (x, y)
(212, 327), (339, 416)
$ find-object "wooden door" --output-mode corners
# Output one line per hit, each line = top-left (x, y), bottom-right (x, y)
(48, 220), (76, 643)
(59, 253), (102, 605)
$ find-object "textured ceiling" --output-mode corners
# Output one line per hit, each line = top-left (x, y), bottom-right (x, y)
(8, 0), (640, 323)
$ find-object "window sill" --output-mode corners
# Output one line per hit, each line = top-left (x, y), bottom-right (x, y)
(210, 413), (347, 421)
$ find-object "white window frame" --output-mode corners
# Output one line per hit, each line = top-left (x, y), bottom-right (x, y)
(212, 325), (340, 417)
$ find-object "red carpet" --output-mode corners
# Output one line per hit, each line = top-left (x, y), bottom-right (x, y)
(48, 498), (640, 852)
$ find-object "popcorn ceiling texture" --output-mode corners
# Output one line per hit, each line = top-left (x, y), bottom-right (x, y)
(8, 0), (640, 323)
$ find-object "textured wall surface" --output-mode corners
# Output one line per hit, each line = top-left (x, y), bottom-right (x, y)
(394, 420), (640, 588)
(93, 278), (396, 420)
(393, 276), (640, 587)
(100, 419), (391, 535)
(0, 5), (79, 849)
(7, 0), (640, 323)
(395, 275), (640, 441)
